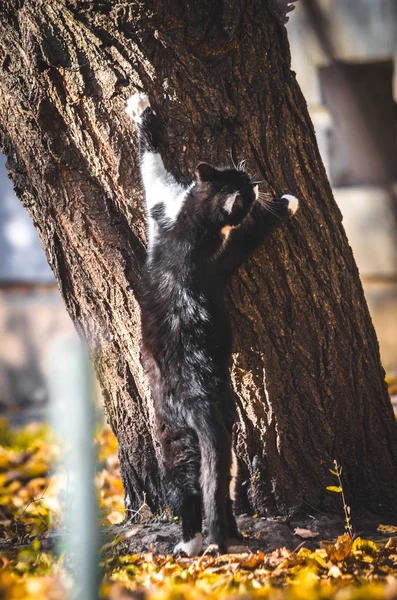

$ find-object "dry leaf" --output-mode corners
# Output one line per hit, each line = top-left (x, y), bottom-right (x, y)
(328, 565), (342, 578)
(326, 533), (353, 562)
(377, 524), (397, 534)
(352, 537), (379, 558)
(294, 527), (319, 539)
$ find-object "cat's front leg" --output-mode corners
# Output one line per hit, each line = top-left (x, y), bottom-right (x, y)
(126, 93), (189, 251)
(216, 193), (299, 276)
(125, 93), (151, 123)
(126, 93), (159, 154)
(280, 194), (299, 216)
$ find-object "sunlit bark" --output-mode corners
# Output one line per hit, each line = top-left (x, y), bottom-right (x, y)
(0, 0), (396, 520)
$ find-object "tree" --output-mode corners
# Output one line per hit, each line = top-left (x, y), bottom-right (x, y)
(1, 0), (396, 522)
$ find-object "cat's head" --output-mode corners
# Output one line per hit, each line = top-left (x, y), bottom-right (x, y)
(192, 162), (258, 228)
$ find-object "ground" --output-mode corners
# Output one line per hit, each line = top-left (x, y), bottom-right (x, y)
(0, 379), (397, 600)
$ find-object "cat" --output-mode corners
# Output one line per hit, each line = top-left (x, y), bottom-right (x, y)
(126, 93), (298, 555)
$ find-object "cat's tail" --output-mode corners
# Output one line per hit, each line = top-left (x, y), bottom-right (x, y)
(188, 411), (231, 552)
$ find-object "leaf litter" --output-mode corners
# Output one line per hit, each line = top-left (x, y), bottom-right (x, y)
(1, 417), (397, 599)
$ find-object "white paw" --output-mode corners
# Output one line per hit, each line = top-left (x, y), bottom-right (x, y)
(125, 93), (150, 123)
(282, 194), (299, 215)
(202, 543), (221, 556)
(174, 533), (203, 556)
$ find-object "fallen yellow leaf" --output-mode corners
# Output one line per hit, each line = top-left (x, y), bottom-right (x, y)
(377, 524), (397, 534)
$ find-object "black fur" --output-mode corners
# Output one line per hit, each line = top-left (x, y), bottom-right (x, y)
(133, 100), (295, 553)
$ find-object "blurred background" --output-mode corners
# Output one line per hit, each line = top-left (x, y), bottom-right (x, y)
(288, 0), (397, 381)
(0, 0), (396, 426)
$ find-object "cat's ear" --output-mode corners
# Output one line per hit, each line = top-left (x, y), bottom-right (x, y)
(195, 163), (218, 182)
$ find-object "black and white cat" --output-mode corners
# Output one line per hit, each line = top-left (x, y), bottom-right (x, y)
(126, 93), (298, 555)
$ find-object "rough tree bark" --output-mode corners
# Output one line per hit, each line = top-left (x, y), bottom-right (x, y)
(1, 0), (396, 521)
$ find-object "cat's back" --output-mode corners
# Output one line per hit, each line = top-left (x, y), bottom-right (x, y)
(141, 257), (220, 330)
(141, 253), (231, 369)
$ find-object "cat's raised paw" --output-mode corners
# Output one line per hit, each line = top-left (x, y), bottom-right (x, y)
(282, 194), (299, 215)
(174, 533), (203, 557)
(125, 93), (150, 123)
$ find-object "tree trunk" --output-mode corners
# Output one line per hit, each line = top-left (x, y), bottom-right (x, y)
(1, 0), (396, 521)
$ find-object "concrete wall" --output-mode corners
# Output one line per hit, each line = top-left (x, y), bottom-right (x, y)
(287, 1), (397, 372)
(287, 0), (397, 107)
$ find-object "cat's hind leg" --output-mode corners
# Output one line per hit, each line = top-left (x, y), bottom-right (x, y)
(174, 494), (203, 556)
(192, 414), (232, 554)
(159, 426), (203, 556)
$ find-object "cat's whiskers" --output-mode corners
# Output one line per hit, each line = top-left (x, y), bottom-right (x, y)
(249, 172), (262, 183)
(256, 193), (282, 219)
(257, 192), (288, 206)
(256, 191), (272, 200)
